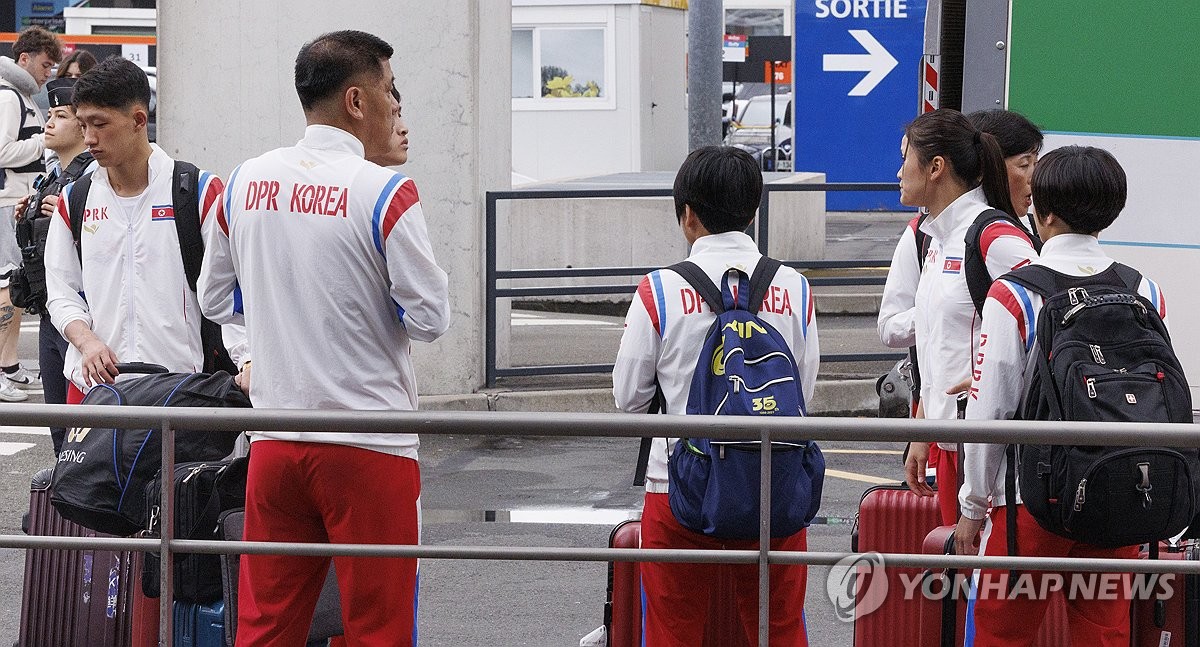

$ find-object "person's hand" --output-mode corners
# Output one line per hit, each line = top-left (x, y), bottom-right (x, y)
(14, 195), (29, 221)
(39, 193), (60, 218)
(904, 441), (935, 497)
(235, 361), (251, 396)
(78, 338), (119, 387)
(946, 377), (972, 396)
(954, 515), (986, 556)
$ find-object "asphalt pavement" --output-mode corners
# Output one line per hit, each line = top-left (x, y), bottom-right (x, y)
(0, 211), (916, 646)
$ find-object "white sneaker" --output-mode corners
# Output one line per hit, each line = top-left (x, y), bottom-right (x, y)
(0, 379), (28, 402)
(5, 367), (41, 390)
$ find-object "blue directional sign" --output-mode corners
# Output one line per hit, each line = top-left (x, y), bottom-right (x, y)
(794, 0), (927, 210)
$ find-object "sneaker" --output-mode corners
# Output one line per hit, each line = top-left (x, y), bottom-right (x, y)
(5, 367), (41, 390)
(0, 380), (28, 402)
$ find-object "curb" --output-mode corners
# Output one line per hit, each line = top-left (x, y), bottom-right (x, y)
(421, 377), (878, 418)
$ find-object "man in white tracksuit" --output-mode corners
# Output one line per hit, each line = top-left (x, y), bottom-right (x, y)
(43, 57), (244, 400)
(198, 31), (449, 646)
(0, 26), (61, 402)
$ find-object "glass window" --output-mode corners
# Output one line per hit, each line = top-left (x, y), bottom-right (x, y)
(512, 29), (534, 99)
(512, 26), (607, 101)
(725, 9), (785, 37)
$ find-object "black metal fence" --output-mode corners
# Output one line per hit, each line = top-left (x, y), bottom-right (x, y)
(484, 182), (906, 387)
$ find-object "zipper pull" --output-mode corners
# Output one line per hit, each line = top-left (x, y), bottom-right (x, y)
(1090, 345), (1105, 365)
(719, 445), (726, 460)
(1074, 479), (1087, 512)
(183, 464), (206, 484)
(1086, 378), (1097, 399)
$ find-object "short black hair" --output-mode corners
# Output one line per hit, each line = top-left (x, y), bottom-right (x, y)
(73, 56), (151, 111)
(1031, 145), (1127, 234)
(967, 109), (1043, 158)
(295, 30), (394, 111)
(673, 146), (762, 234)
(12, 26), (62, 63)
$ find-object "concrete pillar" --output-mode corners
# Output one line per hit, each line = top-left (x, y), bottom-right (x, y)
(158, 1), (511, 395)
(687, 0), (723, 150)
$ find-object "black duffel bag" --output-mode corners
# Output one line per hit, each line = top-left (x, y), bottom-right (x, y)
(51, 363), (251, 536)
(143, 457), (248, 602)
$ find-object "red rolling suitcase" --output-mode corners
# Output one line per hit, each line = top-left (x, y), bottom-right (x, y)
(605, 519), (752, 647)
(18, 467), (151, 647)
(917, 524), (1069, 647)
(1131, 541), (1200, 647)
(851, 483), (942, 647)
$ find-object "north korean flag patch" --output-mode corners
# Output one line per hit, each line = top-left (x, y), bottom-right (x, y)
(150, 204), (174, 221)
(942, 256), (963, 274)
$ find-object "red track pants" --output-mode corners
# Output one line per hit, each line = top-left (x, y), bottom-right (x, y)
(640, 492), (809, 647)
(970, 503), (1138, 647)
(235, 440), (421, 647)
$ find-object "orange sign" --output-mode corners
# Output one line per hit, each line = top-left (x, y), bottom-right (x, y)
(764, 61), (792, 84)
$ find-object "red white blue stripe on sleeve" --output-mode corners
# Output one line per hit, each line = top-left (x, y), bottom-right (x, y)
(198, 171), (224, 228)
(1144, 278), (1167, 318)
(636, 272), (667, 338)
(372, 173), (420, 257)
(978, 220), (1032, 262)
(223, 164), (243, 231)
(991, 280), (1037, 352)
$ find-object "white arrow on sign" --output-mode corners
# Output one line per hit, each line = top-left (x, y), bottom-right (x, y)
(822, 29), (898, 97)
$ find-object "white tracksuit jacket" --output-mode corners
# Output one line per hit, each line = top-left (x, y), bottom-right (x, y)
(959, 234), (1169, 520)
(612, 231), (819, 491)
(198, 125), (450, 458)
(878, 215), (922, 349)
(915, 188), (1038, 449)
(43, 145), (241, 391)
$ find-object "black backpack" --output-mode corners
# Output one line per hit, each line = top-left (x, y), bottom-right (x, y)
(10, 152), (95, 315)
(1002, 263), (1200, 552)
(50, 363), (250, 536)
(67, 160), (238, 375)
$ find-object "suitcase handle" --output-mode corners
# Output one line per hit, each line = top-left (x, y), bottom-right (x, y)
(114, 362), (170, 375)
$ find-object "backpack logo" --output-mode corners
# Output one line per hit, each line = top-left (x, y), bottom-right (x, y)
(66, 427), (91, 443)
(664, 260), (825, 540)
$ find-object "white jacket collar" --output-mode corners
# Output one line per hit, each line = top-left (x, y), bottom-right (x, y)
(0, 56), (38, 96)
(299, 125), (366, 158)
(920, 186), (989, 241)
(689, 230), (759, 255)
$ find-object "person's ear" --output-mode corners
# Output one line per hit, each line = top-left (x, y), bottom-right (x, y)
(345, 87), (365, 119)
(927, 155), (946, 182)
(132, 107), (148, 130)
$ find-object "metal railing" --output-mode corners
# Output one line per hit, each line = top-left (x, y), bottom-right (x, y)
(4, 404), (1200, 646)
(484, 182), (906, 387)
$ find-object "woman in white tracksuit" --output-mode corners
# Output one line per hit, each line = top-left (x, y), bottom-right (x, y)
(892, 109), (1039, 518)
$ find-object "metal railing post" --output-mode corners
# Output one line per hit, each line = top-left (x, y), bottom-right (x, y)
(758, 427), (771, 647)
(158, 418), (175, 646)
(485, 192), (498, 388)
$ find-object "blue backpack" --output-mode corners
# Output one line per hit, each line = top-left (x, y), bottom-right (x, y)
(665, 257), (825, 539)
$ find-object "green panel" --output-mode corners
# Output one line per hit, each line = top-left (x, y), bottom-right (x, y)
(1008, 1), (1200, 138)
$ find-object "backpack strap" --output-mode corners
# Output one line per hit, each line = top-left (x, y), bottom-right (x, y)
(912, 213), (931, 272)
(1110, 263), (1143, 292)
(632, 380), (665, 487)
(171, 161), (204, 292)
(963, 208), (1042, 315)
(667, 261), (725, 316)
(746, 256), (782, 316)
(67, 173), (95, 265)
(57, 151), (95, 191)
(1005, 444), (1020, 590)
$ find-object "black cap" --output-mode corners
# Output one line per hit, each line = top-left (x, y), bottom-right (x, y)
(46, 78), (76, 109)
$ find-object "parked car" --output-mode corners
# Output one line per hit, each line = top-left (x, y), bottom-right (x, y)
(724, 92), (792, 171)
